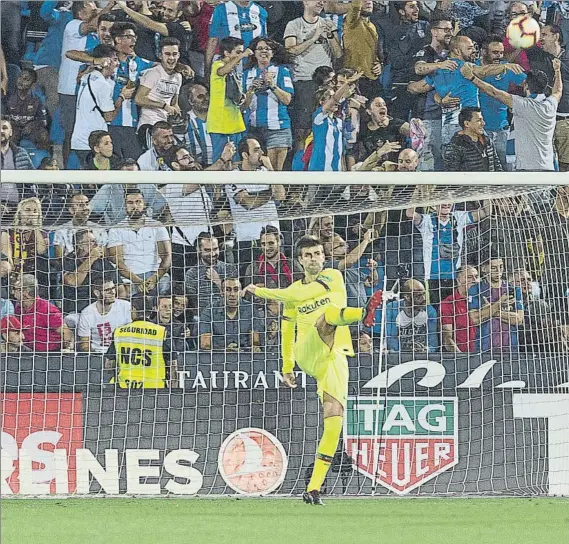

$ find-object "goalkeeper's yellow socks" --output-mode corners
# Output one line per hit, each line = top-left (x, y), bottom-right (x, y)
(307, 415), (343, 492)
(324, 306), (364, 326)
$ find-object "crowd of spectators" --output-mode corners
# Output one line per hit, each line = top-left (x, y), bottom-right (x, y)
(0, 0), (567, 174)
(1, 1), (569, 368)
(1, 183), (569, 359)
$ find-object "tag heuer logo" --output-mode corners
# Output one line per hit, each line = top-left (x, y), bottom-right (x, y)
(344, 397), (458, 494)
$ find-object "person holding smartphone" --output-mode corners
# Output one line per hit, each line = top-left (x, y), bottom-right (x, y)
(242, 37), (295, 171)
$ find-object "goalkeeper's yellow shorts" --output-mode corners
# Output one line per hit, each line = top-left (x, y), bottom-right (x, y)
(294, 326), (349, 408)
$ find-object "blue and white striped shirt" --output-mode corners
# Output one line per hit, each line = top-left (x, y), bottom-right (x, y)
(308, 106), (344, 171)
(110, 55), (154, 128)
(243, 65), (294, 130)
(209, 1), (267, 47)
(186, 111), (214, 166)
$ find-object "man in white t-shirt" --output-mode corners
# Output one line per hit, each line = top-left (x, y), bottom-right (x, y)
(71, 45), (133, 168)
(107, 188), (173, 296)
(226, 138), (284, 241)
(161, 141), (236, 281)
(461, 60), (563, 171)
(77, 277), (131, 353)
(226, 138), (285, 273)
(58, 2), (110, 165)
(284, 1), (342, 150)
(53, 192), (108, 258)
(135, 37), (183, 149)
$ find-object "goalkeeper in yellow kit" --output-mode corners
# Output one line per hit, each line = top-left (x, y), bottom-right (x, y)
(243, 235), (381, 505)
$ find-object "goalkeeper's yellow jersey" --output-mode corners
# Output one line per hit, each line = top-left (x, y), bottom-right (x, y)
(254, 268), (354, 373)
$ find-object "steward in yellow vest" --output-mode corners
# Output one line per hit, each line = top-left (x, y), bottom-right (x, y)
(105, 297), (179, 388)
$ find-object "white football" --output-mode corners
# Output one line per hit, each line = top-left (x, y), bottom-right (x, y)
(507, 15), (541, 49)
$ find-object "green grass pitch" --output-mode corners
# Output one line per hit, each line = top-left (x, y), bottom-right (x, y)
(2, 498), (568, 544)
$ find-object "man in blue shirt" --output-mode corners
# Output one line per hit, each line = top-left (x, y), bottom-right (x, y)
(468, 257), (524, 353)
(205, 0), (268, 75)
(410, 36), (523, 146)
(33, 1), (73, 119)
(385, 279), (438, 353)
(478, 35), (527, 170)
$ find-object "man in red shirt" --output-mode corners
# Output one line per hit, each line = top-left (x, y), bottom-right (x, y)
(440, 264), (480, 353)
(12, 274), (73, 352)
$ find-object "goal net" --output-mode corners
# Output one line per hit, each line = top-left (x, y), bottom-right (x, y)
(1, 176), (568, 497)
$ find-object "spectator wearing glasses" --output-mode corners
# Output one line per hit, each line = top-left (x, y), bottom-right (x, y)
(242, 38), (294, 171)
(411, 14), (454, 171)
(163, 142), (235, 173)
(108, 22), (154, 160)
(116, 1), (194, 65)
(77, 277), (131, 353)
(62, 229), (121, 318)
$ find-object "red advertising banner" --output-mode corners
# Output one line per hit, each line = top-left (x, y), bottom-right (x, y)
(1, 393), (84, 494)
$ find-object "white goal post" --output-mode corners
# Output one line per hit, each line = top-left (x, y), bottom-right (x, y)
(1, 173), (568, 498)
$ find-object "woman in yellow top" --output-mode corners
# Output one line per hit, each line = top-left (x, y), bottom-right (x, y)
(206, 36), (253, 162)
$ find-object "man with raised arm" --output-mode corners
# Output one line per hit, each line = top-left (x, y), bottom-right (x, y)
(461, 59), (563, 172)
(243, 235), (381, 506)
